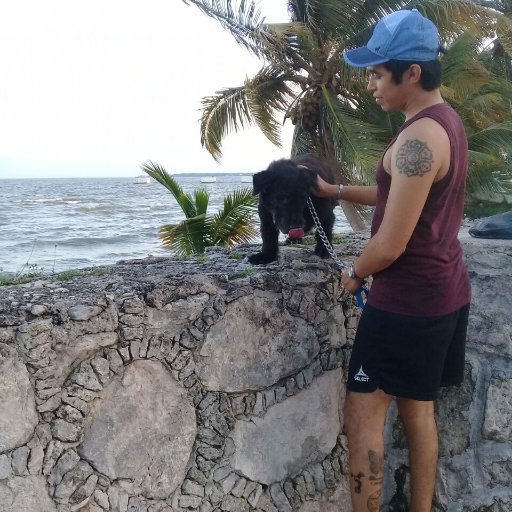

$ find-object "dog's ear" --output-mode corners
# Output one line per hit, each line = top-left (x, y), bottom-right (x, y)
(252, 170), (274, 195)
(300, 167), (319, 190)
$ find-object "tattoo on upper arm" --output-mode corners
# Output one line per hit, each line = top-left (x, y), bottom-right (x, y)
(395, 139), (433, 177)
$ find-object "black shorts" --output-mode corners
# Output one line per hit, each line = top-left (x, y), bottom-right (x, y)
(347, 303), (470, 401)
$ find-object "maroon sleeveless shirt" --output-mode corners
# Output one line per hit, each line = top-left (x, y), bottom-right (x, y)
(367, 103), (471, 316)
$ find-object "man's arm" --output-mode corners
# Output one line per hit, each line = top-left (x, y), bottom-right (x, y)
(313, 177), (378, 206)
(346, 117), (450, 286)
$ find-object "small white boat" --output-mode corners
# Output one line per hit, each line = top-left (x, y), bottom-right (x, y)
(133, 175), (151, 184)
(240, 176), (253, 183)
(200, 176), (217, 183)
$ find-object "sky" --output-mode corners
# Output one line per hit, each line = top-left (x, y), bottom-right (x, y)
(0, 0), (295, 179)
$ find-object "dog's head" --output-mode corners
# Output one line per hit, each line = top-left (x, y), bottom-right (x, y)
(252, 159), (318, 237)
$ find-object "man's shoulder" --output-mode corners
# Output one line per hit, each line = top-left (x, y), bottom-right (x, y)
(396, 116), (449, 147)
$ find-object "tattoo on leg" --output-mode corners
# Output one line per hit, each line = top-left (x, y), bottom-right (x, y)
(350, 472), (365, 494)
(368, 450), (384, 475)
(367, 490), (381, 512)
(369, 475), (383, 486)
(395, 139), (433, 177)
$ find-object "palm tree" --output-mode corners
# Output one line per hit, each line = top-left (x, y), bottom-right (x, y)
(440, 32), (512, 199)
(141, 161), (258, 256)
(182, 0), (512, 229)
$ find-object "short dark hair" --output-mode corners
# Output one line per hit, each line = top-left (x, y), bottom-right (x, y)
(382, 59), (443, 91)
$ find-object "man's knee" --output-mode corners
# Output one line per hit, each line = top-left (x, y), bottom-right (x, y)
(397, 398), (434, 424)
(343, 390), (392, 437)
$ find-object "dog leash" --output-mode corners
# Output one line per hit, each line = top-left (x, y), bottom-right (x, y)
(306, 197), (368, 308)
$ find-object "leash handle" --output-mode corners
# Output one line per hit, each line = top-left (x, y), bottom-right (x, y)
(355, 286), (369, 309)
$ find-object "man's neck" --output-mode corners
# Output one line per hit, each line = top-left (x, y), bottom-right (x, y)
(403, 89), (444, 120)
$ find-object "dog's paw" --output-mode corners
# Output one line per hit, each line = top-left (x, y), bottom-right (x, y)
(314, 244), (330, 259)
(248, 252), (277, 265)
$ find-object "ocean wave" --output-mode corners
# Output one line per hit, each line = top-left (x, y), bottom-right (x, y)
(0, 176), (351, 273)
(78, 203), (114, 213)
(19, 196), (81, 205)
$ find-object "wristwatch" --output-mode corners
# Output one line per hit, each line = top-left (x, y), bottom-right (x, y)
(348, 264), (361, 280)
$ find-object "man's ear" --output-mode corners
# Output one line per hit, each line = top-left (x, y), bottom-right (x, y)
(407, 64), (422, 84)
(252, 170), (274, 195)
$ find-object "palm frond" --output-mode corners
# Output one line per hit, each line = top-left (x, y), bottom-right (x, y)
(467, 151), (511, 196)
(496, 12), (512, 55)
(290, 123), (318, 157)
(141, 161), (197, 218)
(416, 0), (497, 36)
(468, 122), (512, 155)
(441, 33), (490, 99)
(194, 188), (210, 216)
(245, 66), (296, 147)
(211, 188), (259, 247)
(182, 0), (300, 62)
(286, 0), (364, 40)
(159, 214), (211, 256)
(200, 86), (252, 161)
(182, 0), (264, 56)
(321, 87), (389, 181)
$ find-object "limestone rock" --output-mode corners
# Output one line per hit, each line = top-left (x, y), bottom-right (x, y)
(297, 480), (351, 512)
(231, 369), (343, 483)
(0, 343), (38, 452)
(0, 475), (57, 512)
(436, 363), (475, 456)
(68, 305), (103, 321)
(482, 375), (512, 442)
(79, 360), (196, 499)
(53, 332), (118, 387)
(197, 295), (320, 392)
(145, 293), (210, 338)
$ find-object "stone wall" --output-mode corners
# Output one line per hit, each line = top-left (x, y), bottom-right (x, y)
(0, 233), (510, 512)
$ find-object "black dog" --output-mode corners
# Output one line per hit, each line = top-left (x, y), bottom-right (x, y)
(248, 154), (337, 265)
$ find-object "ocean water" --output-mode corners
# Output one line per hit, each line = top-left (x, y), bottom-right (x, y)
(0, 175), (350, 275)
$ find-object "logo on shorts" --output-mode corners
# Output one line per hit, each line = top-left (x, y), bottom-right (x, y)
(354, 366), (370, 382)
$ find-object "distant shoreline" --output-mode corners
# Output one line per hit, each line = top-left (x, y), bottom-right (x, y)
(0, 173), (254, 180)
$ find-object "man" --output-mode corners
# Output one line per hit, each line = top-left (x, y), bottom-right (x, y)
(313, 9), (471, 512)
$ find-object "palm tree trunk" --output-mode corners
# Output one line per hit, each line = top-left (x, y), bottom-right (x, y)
(321, 124), (369, 232)
(338, 201), (367, 232)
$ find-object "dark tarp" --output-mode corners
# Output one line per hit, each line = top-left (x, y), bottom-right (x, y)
(468, 211), (512, 240)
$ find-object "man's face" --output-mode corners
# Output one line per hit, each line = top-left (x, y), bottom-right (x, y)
(366, 64), (406, 112)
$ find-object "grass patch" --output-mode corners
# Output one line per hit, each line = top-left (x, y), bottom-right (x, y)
(0, 264), (46, 286)
(56, 267), (108, 281)
(464, 202), (511, 220)
(0, 266), (108, 286)
(240, 268), (259, 277)
(0, 273), (41, 286)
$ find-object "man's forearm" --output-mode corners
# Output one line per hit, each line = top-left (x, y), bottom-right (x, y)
(353, 233), (405, 278)
(315, 181), (377, 206)
(340, 185), (377, 206)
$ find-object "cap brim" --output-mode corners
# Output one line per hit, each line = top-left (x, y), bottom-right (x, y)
(343, 47), (390, 67)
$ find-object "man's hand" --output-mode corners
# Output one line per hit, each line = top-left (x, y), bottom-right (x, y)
(310, 175), (338, 198)
(341, 270), (363, 295)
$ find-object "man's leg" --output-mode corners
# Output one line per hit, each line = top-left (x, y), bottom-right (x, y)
(344, 389), (393, 512)
(396, 397), (438, 512)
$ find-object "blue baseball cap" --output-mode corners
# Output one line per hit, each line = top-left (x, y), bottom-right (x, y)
(343, 9), (440, 67)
